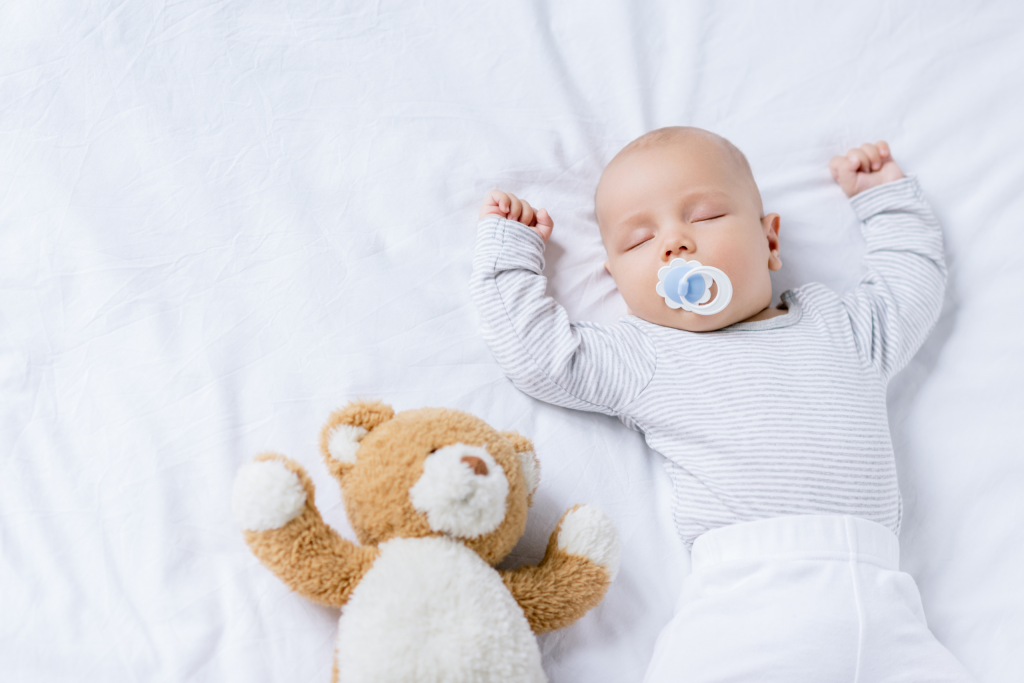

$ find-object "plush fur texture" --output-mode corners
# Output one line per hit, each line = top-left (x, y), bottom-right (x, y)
(234, 400), (620, 682)
(517, 451), (540, 500)
(409, 443), (510, 538)
(500, 506), (619, 635)
(556, 504), (621, 580)
(233, 459), (307, 531)
(336, 536), (545, 683)
(240, 453), (380, 608)
(499, 431), (541, 505)
(325, 424), (367, 464)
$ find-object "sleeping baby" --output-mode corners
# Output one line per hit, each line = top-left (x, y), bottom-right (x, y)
(469, 127), (975, 682)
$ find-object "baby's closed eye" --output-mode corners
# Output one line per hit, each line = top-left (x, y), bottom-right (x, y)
(627, 235), (654, 250)
(690, 211), (727, 223)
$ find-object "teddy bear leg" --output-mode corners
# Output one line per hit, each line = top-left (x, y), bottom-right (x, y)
(500, 504), (621, 634)
(233, 453), (379, 608)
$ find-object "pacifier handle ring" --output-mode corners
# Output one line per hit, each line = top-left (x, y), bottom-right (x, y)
(678, 265), (732, 315)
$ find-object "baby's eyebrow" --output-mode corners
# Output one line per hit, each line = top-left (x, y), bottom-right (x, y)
(614, 208), (654, 227)
(680, 188), (732, 204)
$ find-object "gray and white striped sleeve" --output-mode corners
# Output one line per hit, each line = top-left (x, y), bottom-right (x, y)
(470, 216), (656, 416)
(842, 176), (947, 383)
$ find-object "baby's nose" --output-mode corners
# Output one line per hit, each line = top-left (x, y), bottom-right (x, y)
(663, 235), (695, 260)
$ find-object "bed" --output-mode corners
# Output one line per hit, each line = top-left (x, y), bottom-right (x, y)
(2, 1), (1021, 680)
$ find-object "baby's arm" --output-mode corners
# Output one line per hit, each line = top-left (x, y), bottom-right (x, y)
(830, 143), (946, 382)
(470, 191), (655, 418)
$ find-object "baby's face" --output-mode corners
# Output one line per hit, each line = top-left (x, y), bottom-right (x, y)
(596, 137), (781, 332)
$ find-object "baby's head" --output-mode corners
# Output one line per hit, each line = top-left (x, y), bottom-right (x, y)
(596, 127), (781, 332)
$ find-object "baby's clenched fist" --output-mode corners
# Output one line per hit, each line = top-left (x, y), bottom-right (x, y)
(829, 141), (905, 198)
(479, 190), (554, 243)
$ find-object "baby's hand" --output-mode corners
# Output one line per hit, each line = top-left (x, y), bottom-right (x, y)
(479, 190), (554, 242)
(829, 141), (905, 198)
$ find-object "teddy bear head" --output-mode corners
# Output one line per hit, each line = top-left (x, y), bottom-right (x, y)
(318, 400), (540, 566)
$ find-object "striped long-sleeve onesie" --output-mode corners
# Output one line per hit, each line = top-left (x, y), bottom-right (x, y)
(470, 177), (945, 547)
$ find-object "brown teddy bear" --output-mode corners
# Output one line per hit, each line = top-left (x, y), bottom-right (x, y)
(232, 400), (620, 683)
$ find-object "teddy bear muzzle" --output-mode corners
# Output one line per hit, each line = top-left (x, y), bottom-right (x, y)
(408, 443), (509, 539)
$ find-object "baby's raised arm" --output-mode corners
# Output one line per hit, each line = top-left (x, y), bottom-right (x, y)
(829, 143), (946, 382)
(471, 191), (655, 420)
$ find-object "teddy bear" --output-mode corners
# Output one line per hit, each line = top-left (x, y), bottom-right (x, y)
(231, 400), (621, 683)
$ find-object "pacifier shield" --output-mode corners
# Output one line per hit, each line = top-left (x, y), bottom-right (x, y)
(655, 258), (733, 315)
(662, 264), (706, 305)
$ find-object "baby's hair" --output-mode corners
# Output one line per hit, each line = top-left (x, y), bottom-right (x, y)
(598, 126), (764, 217)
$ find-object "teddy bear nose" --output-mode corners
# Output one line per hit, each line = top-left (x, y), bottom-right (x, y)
(460, 455), (488, 476)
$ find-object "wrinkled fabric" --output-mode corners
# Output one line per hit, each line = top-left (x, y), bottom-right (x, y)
(1, 1), (1021, 682)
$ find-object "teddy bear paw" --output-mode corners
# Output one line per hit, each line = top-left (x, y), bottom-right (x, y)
(232, 459), (307, 532)
(557, 504), (621, 580)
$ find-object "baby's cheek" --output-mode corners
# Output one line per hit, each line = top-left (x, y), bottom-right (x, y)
(735, 255), (774, 308)
(608, 260), (647, 304)
(618, 281), (648, 314)
(629, 272), (665, 314)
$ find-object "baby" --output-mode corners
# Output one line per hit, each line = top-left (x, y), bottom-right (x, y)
(470, 127), (975, 682)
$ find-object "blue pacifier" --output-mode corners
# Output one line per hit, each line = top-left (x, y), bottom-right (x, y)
(655, 259), (733, 315)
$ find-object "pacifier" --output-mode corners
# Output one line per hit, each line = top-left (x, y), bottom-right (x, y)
(655, 258), (733, 315)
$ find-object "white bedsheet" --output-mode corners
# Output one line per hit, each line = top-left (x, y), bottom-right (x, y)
(2, 1), (1022, 681)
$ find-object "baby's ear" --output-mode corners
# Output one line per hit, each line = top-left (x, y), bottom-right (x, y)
(319, 400), (395, 480)
(500, 430), (541, 506)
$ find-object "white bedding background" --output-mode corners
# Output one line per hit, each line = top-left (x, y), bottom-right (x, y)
(2, 1), (1022, 681)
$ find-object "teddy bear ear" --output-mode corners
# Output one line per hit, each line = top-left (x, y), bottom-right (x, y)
(500, 430), (541, 505)
(319, 400), (395, 477)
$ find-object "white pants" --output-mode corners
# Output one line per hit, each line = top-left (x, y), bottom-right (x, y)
(644, 515), (975, 683)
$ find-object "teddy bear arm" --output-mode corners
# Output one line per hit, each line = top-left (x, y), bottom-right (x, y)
(235, 454), (379, 608)
(500, 504), (620, 634)
(499, 553), (611, 635)
(244, 505), (380, 608)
